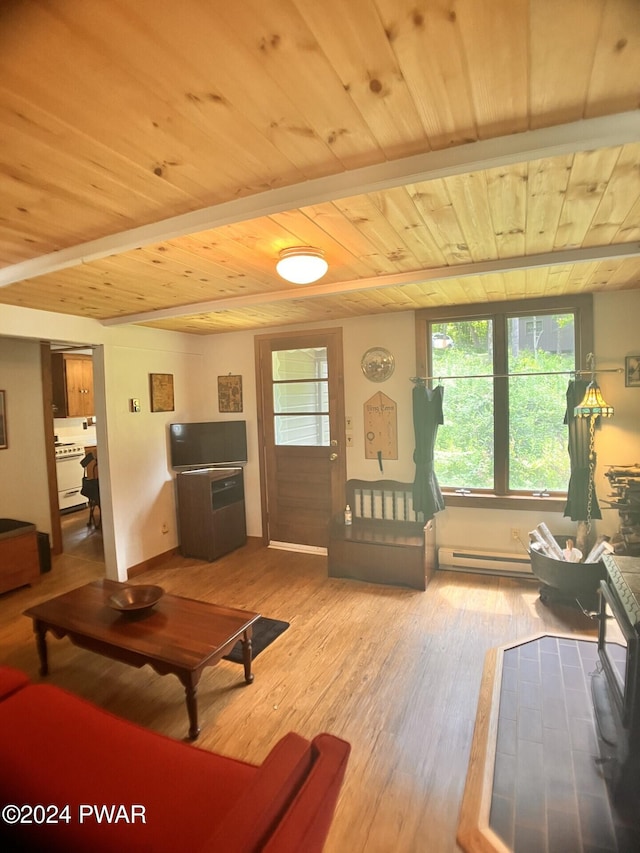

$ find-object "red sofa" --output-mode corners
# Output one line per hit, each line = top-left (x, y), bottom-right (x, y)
(0, 666), (350, 852)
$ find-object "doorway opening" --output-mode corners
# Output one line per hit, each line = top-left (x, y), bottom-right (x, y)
(44, 343), (103, 560)
(60, 509), (103, 563)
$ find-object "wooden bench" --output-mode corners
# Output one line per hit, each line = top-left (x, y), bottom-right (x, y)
(328, 479), (436, 590)
(0, 519), (40, 595)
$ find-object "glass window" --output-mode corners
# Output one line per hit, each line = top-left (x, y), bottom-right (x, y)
(507, 313), (575, 491)
(272, 347), (329, 446)
(417, 296), (592, 499)
(431, 320), (494, 489)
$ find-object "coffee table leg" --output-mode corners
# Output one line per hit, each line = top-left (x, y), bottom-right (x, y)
(182, 675), (200, 740)
(33, 620), (49, 676)
(242, 628), (254, 684)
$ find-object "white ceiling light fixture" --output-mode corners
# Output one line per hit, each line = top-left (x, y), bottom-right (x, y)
(276, 247), (328, 285)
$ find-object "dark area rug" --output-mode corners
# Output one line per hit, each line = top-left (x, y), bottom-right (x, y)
(223, 617), (289, 663)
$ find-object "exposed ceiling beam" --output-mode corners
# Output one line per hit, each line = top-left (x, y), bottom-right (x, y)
(2, 111), (640, 291)
(102, 241), (640, 326)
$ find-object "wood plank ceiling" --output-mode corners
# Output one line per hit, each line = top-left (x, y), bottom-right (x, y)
(0, 0), (639, 335)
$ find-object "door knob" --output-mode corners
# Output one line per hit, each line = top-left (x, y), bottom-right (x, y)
(329, 452), (338, 461)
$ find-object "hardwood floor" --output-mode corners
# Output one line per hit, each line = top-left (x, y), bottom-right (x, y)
(0, 541), (596, 852)
(60, 507), (104, 562)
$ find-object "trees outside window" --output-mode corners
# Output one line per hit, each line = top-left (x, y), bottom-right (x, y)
(415, 296), (594, 507)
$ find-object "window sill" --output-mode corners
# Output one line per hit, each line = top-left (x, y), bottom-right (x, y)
(441, 493), (566, 512)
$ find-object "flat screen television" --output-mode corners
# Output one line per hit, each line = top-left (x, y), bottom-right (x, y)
(169, 420), (247, 469)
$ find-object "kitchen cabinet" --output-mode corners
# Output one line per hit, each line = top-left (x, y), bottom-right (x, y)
(52, 353), (94, 417)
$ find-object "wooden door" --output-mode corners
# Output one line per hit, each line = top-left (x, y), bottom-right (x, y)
(256, 329), (346, 548)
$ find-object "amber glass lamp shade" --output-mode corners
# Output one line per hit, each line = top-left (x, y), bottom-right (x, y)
(574, 380), (614, 418)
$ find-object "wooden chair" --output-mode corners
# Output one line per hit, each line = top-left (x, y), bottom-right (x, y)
(80, 452), (100, 529)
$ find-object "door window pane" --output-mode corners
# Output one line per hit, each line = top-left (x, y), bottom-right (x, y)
(272, 347), (328, 380)
(273, 382), (328, 414)
(272, 347), (329, 446)
(274, 415), (330, 446)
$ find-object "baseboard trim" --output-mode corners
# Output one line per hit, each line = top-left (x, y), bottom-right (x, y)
(127, 537), (263, 577)
(127, 547), (179, 578)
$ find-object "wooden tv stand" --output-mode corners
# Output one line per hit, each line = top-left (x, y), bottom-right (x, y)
(176, 467), (246, 562)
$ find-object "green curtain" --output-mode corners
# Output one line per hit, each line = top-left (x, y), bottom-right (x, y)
(412, 384), (445, 521)
(563, 379), (602, 521)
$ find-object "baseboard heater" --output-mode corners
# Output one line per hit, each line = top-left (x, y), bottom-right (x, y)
(438, 546), (533, 577)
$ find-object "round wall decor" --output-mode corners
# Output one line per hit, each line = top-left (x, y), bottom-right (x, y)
(361, 347), (395, 382)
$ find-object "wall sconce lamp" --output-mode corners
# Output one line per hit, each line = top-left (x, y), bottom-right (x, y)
(276, 247), (328, 285)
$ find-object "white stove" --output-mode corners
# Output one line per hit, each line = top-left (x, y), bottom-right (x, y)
(54, 442), (86, 460)
(55, 443), (87, 510)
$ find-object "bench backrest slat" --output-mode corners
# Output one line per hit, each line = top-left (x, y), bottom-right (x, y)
(345, 479), (424, 525)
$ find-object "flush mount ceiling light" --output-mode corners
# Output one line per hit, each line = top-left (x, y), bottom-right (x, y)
(276, 247), (328, 285)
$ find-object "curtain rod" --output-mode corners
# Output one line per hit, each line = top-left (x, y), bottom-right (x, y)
(410, 366), (623, 383)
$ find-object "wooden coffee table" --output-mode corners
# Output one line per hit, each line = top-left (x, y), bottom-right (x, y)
(24, 580), (260, 739)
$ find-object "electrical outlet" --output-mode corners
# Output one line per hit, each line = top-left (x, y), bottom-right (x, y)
(511, 528), (520, 541)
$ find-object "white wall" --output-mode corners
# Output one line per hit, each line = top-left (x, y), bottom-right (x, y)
(1, 289), (638, 579)
(99, 341), (208, 574)
(340, 313), (416, 481)
(0, 337), (50, 531)
(202, 312), (418, 537)
(0, 305), (209, 580)
(593, 289), (640, 523)
(200, 330), (262, 537)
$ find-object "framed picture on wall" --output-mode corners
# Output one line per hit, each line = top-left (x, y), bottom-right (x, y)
(149, 373), (175, 412)
(218, 375), (243, 412)
(0, 390), (7, 449)
(625, 356), (640, 388)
